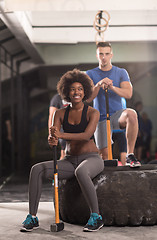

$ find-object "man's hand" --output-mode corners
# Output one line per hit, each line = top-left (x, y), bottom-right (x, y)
(96, 77), (113, 89)
(86, 77), (113, 103)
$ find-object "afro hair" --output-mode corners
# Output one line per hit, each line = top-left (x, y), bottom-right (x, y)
(57, 68), (94, 102)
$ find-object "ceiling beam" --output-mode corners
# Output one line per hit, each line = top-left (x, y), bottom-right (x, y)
(0, 4), (44, 64)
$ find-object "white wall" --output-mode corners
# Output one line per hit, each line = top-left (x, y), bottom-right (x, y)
(35, 42), (157, 65)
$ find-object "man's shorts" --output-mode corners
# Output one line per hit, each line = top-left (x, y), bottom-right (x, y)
(94, 109), (125, 150)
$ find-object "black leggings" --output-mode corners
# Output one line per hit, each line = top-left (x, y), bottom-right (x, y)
(29, 152), (104, 215)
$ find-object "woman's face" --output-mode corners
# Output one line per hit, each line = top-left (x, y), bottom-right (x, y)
(69, 82), (85, 103)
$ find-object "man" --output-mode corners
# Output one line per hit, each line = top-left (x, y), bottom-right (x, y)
(86, 41), (141, 167)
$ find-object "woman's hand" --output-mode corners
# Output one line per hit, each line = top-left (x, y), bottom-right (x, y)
(51, 126), (62, 139)
(48, 132), (58, 147)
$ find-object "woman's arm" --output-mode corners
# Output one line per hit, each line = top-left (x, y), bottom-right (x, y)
(48, 106), (57, 135)
(51, 107), (100, 141)
(48, 109), (63, 147)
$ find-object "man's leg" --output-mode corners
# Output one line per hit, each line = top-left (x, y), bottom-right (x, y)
(120, 152), (127, 165)
(94, 120), (113, 160)
(118, 108), (138, 155)
(117, 131), (127, 165)
(118, 108), (141, 167)
(99, 147), (108, 160)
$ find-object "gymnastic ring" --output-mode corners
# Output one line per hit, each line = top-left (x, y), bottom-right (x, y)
(93, 22), (108, 33)
(95, 10), (110, 24)
(93, 10), (110, 33)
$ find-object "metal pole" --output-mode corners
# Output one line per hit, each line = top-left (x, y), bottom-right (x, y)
(16, 61), (23, 173)
(16, 58), (30, 173)
(10, 56), (15, 172)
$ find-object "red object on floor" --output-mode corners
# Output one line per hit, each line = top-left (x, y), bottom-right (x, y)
(118, 161), (123, 166)
(146, 151), (150, 159)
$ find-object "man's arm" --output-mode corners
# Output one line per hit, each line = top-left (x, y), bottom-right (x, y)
(87, 78), (132, 103)
(86, 84), (101, 103)
(86, 77), (113, 103)
(109, 81), (133, 99)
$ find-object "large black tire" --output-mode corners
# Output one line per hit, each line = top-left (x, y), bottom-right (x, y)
(58, 165), (157, 226)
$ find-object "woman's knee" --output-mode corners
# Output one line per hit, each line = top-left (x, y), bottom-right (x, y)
(30, 163), (43, 178)
(75, 165), (87, 179)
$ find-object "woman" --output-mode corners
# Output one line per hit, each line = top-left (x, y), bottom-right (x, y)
(21, 69), (104, 232)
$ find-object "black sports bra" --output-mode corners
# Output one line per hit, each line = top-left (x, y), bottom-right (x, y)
(62, 104), (94, 139)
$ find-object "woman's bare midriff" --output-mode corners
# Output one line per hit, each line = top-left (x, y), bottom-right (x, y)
(65, 139), (98, 156)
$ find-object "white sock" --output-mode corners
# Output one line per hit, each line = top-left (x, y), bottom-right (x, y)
(127, 153), (134, 157)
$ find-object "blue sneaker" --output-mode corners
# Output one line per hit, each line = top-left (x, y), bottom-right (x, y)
(83, 213), (103, 232)
(20, 214), (39, 232)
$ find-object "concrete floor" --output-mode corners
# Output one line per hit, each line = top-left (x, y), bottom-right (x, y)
(1, 174), (157, 240)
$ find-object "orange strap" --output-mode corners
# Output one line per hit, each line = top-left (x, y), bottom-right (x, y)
(54, 173), (60, 223)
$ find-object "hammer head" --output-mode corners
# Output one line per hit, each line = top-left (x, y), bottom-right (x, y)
(50, 222), (64, 232)
(104, 159), (118, 167)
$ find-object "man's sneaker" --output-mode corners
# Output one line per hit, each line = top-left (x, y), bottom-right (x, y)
(126, 154), (141, 168)
(20, 214), (39, 232)
(83, 213), (103, 232)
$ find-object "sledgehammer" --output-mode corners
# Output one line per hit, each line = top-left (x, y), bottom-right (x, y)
(50, 145), (64, 232)
(104, 88), (118, 167)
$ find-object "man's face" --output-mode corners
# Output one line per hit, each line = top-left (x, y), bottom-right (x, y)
(96, 46), (113, 68)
